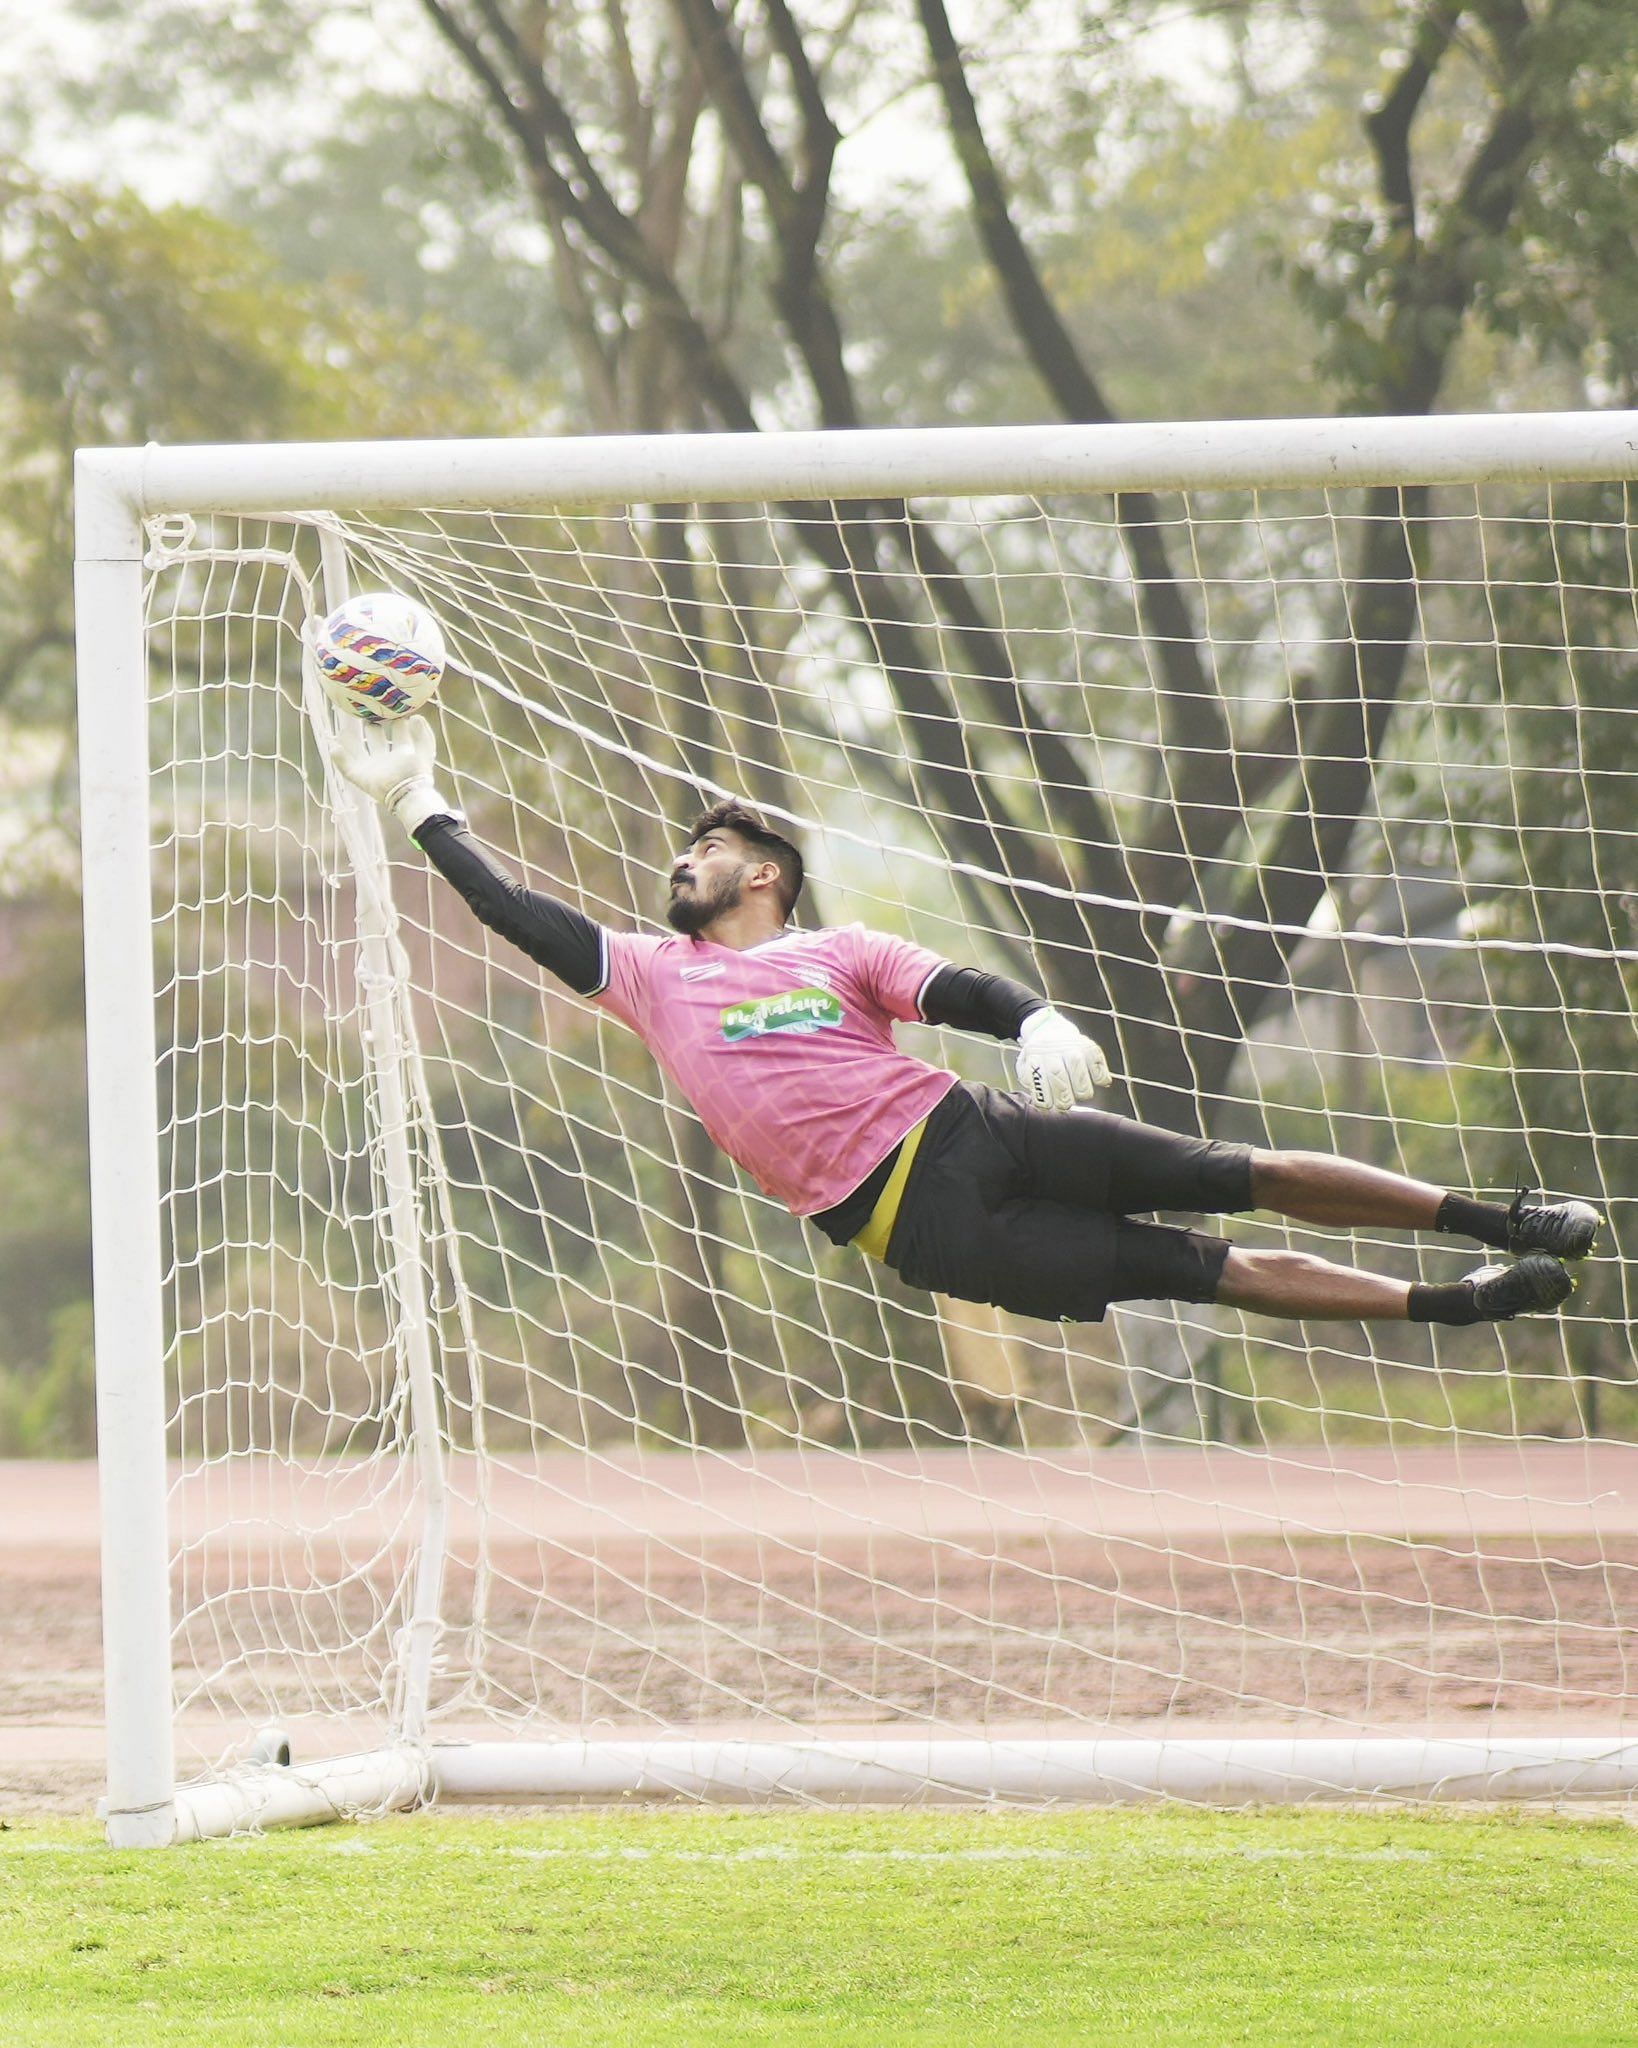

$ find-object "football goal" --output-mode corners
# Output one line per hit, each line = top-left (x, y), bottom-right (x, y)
(76, 414), (1637, 1847)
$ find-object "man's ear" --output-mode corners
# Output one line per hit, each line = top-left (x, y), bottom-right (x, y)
(746, 857), (782, 896)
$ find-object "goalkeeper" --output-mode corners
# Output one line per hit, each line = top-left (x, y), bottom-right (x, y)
(341, 722), (1599, 1329)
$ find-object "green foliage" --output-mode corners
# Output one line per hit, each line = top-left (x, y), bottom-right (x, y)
(234, 91), (566, 386)
(1436, 485), (1638, 1405)
(0, 172), (540, 1436)
(1285, 0), (1638, 408)
(0, 171), (540, 745)
(4, 1), (1636, 1452)
(0, 934), (91, 1444)
(840, 99), (1345, 428)
(0, 1303), (96, 1456)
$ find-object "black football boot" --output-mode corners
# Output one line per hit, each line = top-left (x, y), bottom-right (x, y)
(1505, 1188), (1602, 1262)
(1467, 1253), (1576, 1321)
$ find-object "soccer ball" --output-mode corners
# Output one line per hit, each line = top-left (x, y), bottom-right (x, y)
(311, 591), (447, 725)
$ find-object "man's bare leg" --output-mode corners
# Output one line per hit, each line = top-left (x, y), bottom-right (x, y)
(1249, 1150), (1445, 1231)
(1214, 1242), (1575, 1325)
(1216, 1245), (1411, 1322)
(1246, 1149), (1602, 1261)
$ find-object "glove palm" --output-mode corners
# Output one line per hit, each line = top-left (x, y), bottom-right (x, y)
(335, 716), (452, 835)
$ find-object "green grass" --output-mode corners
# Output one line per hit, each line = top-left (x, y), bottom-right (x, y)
(5, 1805), (1637, 2045)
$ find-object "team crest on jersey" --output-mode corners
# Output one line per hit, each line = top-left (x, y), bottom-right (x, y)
(721, 987), (843, 1041)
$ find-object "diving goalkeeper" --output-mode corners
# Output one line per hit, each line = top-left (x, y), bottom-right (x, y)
(340, 722), (1599, 1329)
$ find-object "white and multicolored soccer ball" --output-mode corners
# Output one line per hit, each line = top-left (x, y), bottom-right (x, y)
(312, 591), (447, 725)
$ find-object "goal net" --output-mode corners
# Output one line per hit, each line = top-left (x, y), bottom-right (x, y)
(77, 418), (1637, 1844)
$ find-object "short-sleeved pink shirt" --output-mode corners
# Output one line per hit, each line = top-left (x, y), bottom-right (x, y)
(592, 923), (958, 1215)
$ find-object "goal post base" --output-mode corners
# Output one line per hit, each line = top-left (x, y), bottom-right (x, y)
(132, 1747), (430, 1848)
(128, 1735), (1638, 1845)
(428, 1737), (1638, 1807)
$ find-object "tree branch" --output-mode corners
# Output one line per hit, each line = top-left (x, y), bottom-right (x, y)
(1362, 1), (1463, 237)
(603, 0), (655, 182)
(916, 0), (1115, 425)
(913, 0), (1248, 907)
(665, 0), (856, 424)
(890, 510), (1132, 910)
(1372, 0), (1545, 410)
(420, 0), (761, 430)
(760, 0), (839, 238)
(666, 0), (794, 217)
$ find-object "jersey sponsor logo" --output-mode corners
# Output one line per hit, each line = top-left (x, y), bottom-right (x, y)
(720, 986), (843, 1041)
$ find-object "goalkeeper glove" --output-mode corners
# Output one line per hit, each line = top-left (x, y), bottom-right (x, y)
(1015, 1006), (1111, 1110)
(335, 716), (456, 837)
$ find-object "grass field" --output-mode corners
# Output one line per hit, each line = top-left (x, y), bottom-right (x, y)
(5, 1804), (1637, 2045)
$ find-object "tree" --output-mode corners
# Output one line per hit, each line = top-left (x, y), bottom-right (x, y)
(1445, 484), (1637, 1428)
(407, 0), (1637, 1441)
(51, 9), (1637, 1073)
(379, 0), (1632, 1104)
(0, 173), (537, 1449)
(31, 0), (1638, 1443)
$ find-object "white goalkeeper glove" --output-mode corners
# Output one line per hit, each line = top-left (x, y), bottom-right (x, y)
(1015, 1006), (1111, 1110)
(334, 716), (456, 838)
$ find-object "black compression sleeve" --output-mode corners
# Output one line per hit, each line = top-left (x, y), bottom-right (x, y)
(414, 814), (607, 996)
(920, 962), (1047, 1040)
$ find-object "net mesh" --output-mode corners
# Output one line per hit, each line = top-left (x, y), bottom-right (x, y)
(141, 472), (1637, 1794)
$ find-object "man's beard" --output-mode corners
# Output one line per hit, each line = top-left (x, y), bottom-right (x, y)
(665, 867), (744, 934)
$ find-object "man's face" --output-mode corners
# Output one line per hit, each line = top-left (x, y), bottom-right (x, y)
(665, 828), (755, 934)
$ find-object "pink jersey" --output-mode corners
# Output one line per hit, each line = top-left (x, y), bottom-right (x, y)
(592, 923), (959, 1215)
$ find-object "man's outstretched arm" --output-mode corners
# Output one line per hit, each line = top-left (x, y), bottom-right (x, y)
(336, 715), (608, 996)
(415, 816), (606, 994)
(920, 964), (1112, 1107)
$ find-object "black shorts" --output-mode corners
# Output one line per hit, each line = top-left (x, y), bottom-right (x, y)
(883, 1081), (1253, 1324)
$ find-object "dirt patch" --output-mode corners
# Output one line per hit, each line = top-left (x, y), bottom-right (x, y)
(438, 1530), (1635, 1733)
(8, 1451), (1635, 1818)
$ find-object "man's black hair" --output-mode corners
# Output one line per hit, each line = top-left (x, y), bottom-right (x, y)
(688, 799), (804, 919)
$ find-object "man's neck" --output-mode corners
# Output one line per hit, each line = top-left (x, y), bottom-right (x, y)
(697, 905), (789, 952)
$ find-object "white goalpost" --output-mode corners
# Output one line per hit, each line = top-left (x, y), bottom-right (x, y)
(76, 414), (1638, 1847)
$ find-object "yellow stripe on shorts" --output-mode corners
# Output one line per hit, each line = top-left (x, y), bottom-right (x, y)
(852, 1114), (930, 1263)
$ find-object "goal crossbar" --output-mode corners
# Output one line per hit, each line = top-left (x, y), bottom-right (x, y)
(79, 408), (1638, 533)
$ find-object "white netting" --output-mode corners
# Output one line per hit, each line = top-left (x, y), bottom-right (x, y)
(141, 467), (1637, 1797)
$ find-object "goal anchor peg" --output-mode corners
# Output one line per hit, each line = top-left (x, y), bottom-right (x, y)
(246, 1726), (293, 1770)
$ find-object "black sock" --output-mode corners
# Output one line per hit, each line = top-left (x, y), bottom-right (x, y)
(1435, 1192), (1509, 1250)
(1408, 1279), (1484, 1326)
